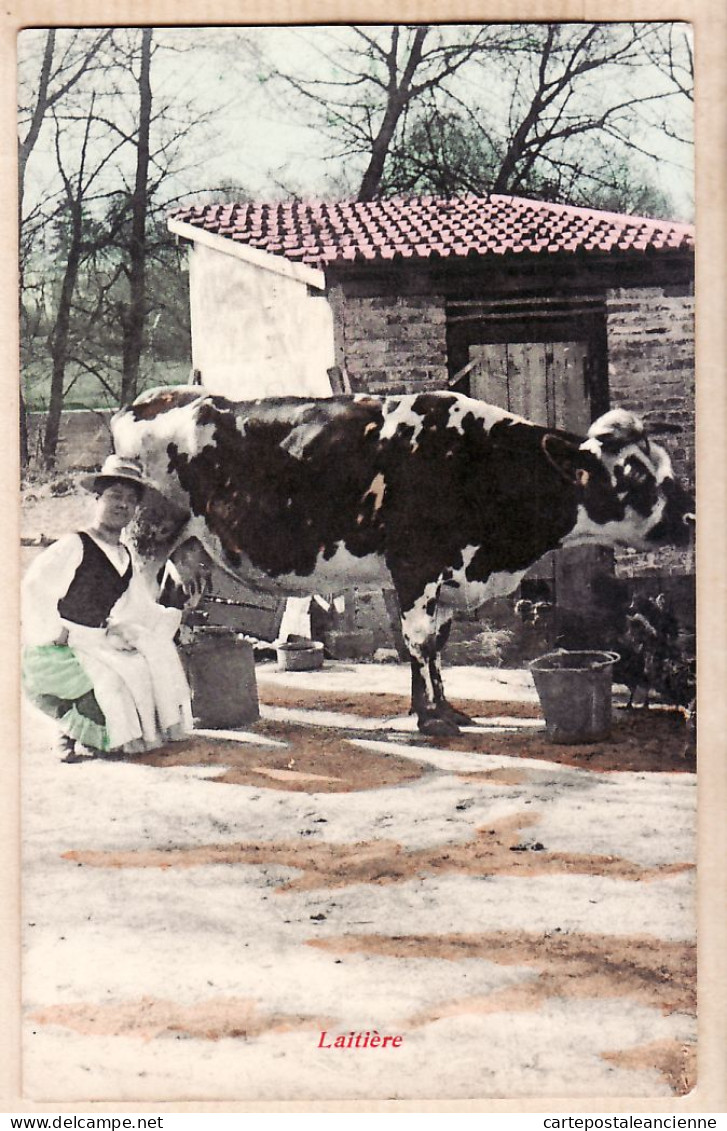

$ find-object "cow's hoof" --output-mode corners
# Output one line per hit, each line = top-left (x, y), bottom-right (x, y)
(418, 715), (460, 737)
(437, 702), (475, 728)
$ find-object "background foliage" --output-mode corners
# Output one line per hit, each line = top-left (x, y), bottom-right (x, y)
(18, 23), (693, 465)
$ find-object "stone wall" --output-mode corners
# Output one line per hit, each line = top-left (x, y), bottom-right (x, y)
(27, 410), (113, 471)
(606, 285), (694, 482)
(606, 285), (695, 580)
(336, 292), (449, 393)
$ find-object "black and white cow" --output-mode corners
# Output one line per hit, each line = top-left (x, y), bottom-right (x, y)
(111, 387), (694, 735)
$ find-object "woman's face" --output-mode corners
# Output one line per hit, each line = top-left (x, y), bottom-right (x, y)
(95, 482), (141, 532)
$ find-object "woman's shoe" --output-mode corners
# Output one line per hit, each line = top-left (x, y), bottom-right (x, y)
(59, 735), (95, 763)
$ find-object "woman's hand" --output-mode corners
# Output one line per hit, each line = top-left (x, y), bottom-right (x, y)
(106, 625), (138, 652)
(183, 573), (209, 609)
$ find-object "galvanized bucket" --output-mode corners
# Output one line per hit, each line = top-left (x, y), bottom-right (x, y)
(529, 650), (620, 744)
(276, 640), (324, 672)
(181, 626), (260, 728)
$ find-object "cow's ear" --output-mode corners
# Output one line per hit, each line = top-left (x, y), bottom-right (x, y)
(541, 433), (590, 486)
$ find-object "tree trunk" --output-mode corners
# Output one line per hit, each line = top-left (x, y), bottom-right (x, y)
(357, 27), (427, 202)
(120, 28), (152, 405)
(358, 99), (406, 202)
(18, 29), (55, 237)
(44, 205), (82, 466)
(19, 389), (30, 467)
(492, 95), (546, 194)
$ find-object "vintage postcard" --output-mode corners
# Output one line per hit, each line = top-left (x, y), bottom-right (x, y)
(5, 0), (726, 1114)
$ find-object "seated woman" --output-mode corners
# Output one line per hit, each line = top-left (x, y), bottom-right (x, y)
(22, 455), (193, 762)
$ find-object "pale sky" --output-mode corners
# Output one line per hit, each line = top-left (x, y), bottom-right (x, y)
(18, 24), (695, 224)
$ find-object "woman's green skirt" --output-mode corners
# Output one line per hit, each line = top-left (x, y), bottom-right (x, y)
(22, 645), (110, 751)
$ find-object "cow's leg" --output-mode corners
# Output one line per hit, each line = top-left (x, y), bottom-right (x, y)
(427, 615), (475, 728)
(398, 583), (462, 736)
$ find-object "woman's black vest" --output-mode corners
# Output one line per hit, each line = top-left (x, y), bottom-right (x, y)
(58, 532), (132, 627)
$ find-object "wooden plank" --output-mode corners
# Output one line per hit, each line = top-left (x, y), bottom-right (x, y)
(551, 342), (591, 432)
(506, 343), (523, 417)
(208, 566), (280, 609)
(571, 341), (591, 429)
(554, 545), (615, 630)
(517, 342), (548, 425)
(448, 308), (604, 324)
(469, 343), (509, 409)
(525, 548), (556, 582)
(448, 295), (605, 310)
(549, 341), (607, 621)
(545, 343), (556, 428)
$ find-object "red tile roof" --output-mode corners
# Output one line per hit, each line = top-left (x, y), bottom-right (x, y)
(170, 194), (694, 268)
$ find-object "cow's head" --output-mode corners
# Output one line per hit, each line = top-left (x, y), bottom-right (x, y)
(550, 409), (694, 549)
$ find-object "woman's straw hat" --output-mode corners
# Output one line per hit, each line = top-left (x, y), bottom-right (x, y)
(80, 455), (154, 495)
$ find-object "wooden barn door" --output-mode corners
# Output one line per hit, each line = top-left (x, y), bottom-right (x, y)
(468, 340), (590, 431)
(468, 339), (609, 642)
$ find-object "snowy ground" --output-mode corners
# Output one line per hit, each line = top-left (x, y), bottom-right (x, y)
(22, 662), (696, 1103)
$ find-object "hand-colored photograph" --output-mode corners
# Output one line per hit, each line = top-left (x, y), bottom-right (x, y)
(18, 21), (698, 1103)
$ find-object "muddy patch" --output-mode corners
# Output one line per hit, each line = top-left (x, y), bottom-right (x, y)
(602, 1039), (696, 1096)
(112, 720), (426, 793)
(458, 767), (531, 786)
(309, 930), (696, 1019)
(259, 685), (542, 721)
(259, 688), (692, 774)
(30, 996), (332, 1043)
(93, 700), (692, 787)
(410, 709), (693, 774)
(63, 811), (692, 891)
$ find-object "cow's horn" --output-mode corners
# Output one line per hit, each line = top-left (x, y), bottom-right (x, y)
(587, 409), (644, 444)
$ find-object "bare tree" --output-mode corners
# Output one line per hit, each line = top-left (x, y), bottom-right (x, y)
(20, 27), (213, 457)
(258, 22), (693, 212)
(18, 27), (113, 463)
(258, 25), (521, 201)
(18, 29), (113, 236)
(644, 22), (693, 102)
(120, 27), (153, 404)
(489, 24), (690, 199)
(43, 97), (131, 463)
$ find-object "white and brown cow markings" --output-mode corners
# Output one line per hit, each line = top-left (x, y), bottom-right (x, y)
(112, 388), (694, 736)
(62, 811), (692, 892)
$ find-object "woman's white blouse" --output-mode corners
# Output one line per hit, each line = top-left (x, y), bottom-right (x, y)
(21, 531), (180, 648)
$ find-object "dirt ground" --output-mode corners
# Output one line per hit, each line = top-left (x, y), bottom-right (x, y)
(256, 688), (695, 774)
(20, 483), (697, 1103)
(21, 663), (696, 1103)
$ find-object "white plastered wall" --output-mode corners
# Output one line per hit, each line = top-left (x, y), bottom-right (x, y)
(172, 223), (335, 400)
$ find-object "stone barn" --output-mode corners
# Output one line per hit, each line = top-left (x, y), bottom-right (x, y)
(168, 194), (695, 659)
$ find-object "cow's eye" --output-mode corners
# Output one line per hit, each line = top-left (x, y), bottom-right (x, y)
(614, 457), (658, 515)
(619, 457), (651, 486)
